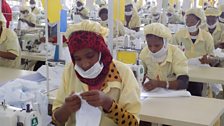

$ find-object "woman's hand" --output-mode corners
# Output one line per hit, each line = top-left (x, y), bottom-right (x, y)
(81, 90), (113, 112)
(62, 92), (81, 114)
(143, 80), (159, 91)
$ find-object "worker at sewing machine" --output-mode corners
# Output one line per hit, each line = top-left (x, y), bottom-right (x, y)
(18, 5), (36, 28)
(29, 0), (41, 17)
(52, 20), (140, 126)
(172, 8), (216, 96)
(139, 23), (189, 92)
(74, 0), (89, 19)
(166, 6), (183, 24)
(98, 6), (125, 37)
(124, 0), (141, 32)
(218, 4), (224, 24)
(0, 12), (21, 68)
(204, 7), (224, 52)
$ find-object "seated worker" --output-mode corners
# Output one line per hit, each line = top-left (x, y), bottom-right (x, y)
(0, 12), (21, 68)
(29, 0), (41, 16)
(172, 8), (215, 96)
(124, 0), (141, 32)
(19, 6), (36, 27)
(139, 23), (189, 92)
(218, 4), (224, 24)
(178, 10), (186, 24)
(75, 0), (89, 19)
(150, 6), (161, 23)
(133, 0), (143, 11)
(204, 7), (224, 51)
(98, 6), (125, 37)
(52, 20), (141, 126)
(166, 6), (183, 24)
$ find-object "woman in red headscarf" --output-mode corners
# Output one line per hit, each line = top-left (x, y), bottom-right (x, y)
(52, 20), (140, 126)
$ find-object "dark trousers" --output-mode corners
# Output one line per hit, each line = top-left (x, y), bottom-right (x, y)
(187, 82), (203, 96)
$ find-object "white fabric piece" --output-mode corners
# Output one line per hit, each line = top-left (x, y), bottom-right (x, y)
(141, 88), (191, 100)
(20, 21), (29, 30)
(76, 95), (102, 126)
(187, 57), (210, 67)
(213, 48), (224, 57)
(0, 78), (52, 125)
(37, 65), (64, 89)
(211, 84), (223, 95)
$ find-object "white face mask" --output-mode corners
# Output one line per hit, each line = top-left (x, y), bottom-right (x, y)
(167, 14), (173, 18)
(101, 19), (108, 22)
(30, 4), (35, 8)
(74, 53), (104, 79)
(187, 21), (199, 33)
(219, 17), (224, 22)
(149, 39), (168, 63)
(190, 35), (197, 40)
(125, 10), (133, 16)
(207, 20), (217, 29)
(153, 15), (160, 20)
(77, 5), (83, 10)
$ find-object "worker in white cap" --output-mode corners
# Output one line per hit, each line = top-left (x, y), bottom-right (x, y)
(166, 6), (183, 24)
(204, 7), (224, 49)
(124, 0), (141, 32)
(75, 0), (89, 19)
(29, 0), (40, 16)
(140, 23), (189, 92)
(98, 6), (125, 37)
(218, 4), (224, 24)
(0, 12), (21, 68)
(150, 6), (161, 23)
(134, 0), (143, 11)
(52, 20), (140, 126)
(172, 8), (215, 96)
(19, 5), (36, 27)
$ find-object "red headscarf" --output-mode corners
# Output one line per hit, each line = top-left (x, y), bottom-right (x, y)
(68, 31), (112, 85)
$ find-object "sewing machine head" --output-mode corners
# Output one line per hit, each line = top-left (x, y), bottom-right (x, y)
(20, 33), (41, 52)
(0, 102), (42, 126)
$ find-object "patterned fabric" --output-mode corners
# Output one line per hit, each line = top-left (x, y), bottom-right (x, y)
(107, 101), (138, 126)
(68, 31), (112, 86)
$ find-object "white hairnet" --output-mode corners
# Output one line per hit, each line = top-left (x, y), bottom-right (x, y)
(205, 7), (221, 16)
(125, 0), (133, 6)
(186, 8), (206, 22)
(64, 20), (108, 39)
(20, 6), (30, 12)
(219, 4), (224, 12)
(144, 23), (172, 39)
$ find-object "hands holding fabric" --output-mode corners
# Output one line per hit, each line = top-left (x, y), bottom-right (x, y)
(63, 90), (113, 113)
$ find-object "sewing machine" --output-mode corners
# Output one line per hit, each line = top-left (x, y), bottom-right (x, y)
(20, 33), (41, 52)
(0, 101), (42, 126)
(116, 49), (144, 83)
(128, 63), (144, 84)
